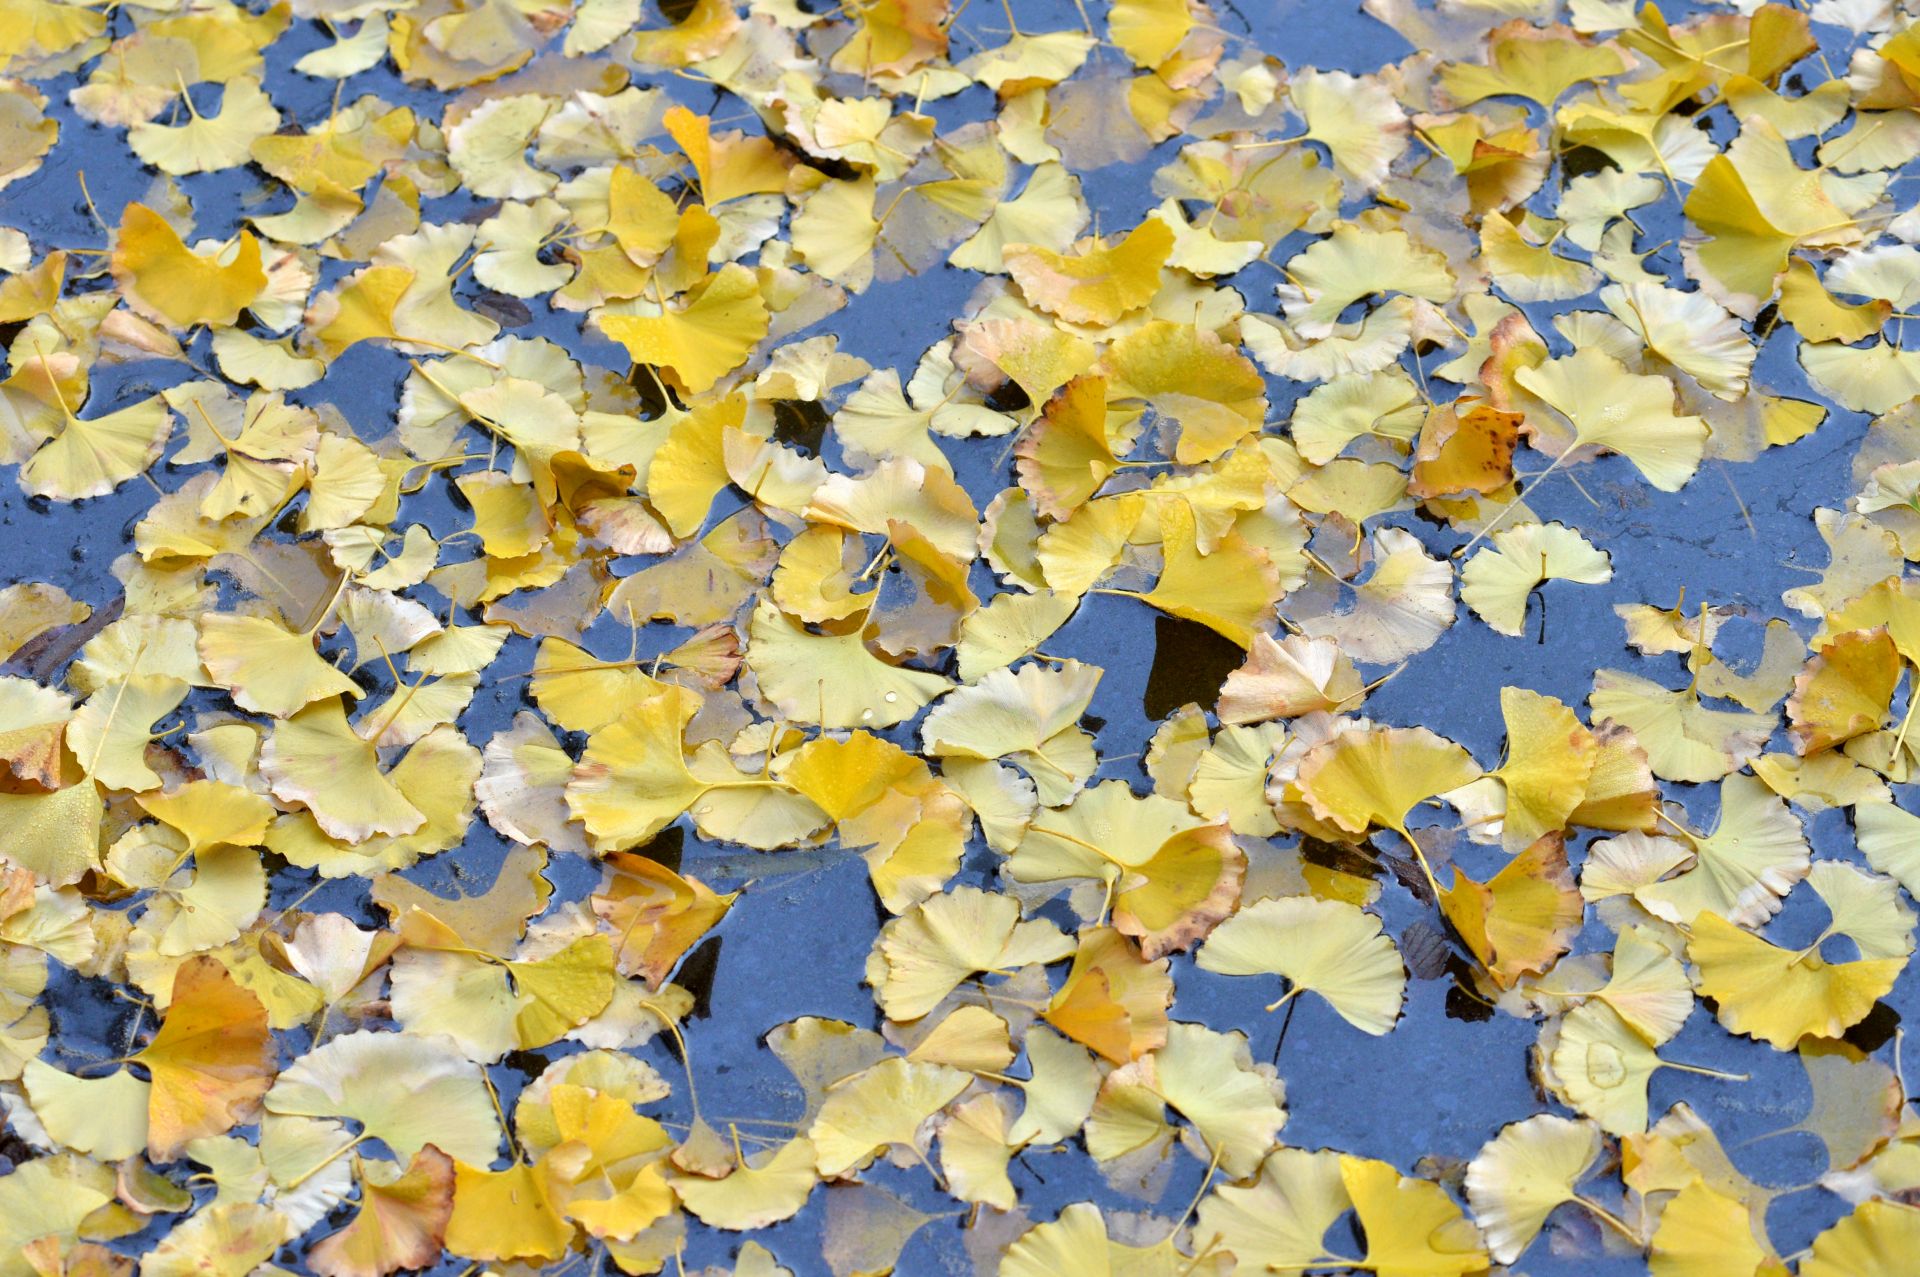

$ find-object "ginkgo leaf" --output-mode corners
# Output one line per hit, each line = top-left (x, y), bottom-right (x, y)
(1801, 1199), (1920, 1277)
(1487, 687), (1597, 851)
(1192, 1147), (1350, 1273)
(129, 77), (280, 176)
(672, 1137), (818, 1231)
(20, 1060), (150, 1161)
(197, 613), (360, 717)
(1045, 925), (1173, 1064)
(1089, 1020), (1285, 1178)
(1513, 347), (1708, 490)
(1634, 773), (1809, 927)
(869, 886), (1072, 1021)
(1589, 669), (1773, 785)
(1102, 321), (1267, 465)
(744, 599), (950, 729)
(1013, 374), (1126, 519)
(135, 956), (276, 1161)
(309, 1146), (455, 1277)
(1004, 219), (1172, 326)
(1110, 822), (1245, 959)
(1293, 526), (1456, 665)
(1541, 1002), (1735, 1136)
(1465, 1114), (1606, 1263)
(1197, 894), (1405, 1034)
(1649, 1178), (1777, 1277)
(920, 660), (1099, 805)
(1787, 627), (1900, 755)
(1291, 69), (1408, 189)
(1340, 1154), (1490, 1277)
(1294, 724), (1482, 888)
(1001, 1203), (1186, 1277)
(1689, 863), (1913, 1049)
(807, 1056), (970, 1177)
(265, 1030), (503, 1165)
(1601, 281), (1755, 399)
(1217, 633), (1364, 723)
(1441, 833), (1584, 989)
(592, 852), (734, 989)
(260, 699), (425, 843)
(444, 1161), (571, 1264)
(599, 264), (769, 395)
(110, 204), (266, 331)
(1461, 521), (1612, 637)
(20, 394), (174, 502)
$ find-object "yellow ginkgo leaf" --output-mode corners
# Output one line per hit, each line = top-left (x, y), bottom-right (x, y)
(1461, 521), (1612, 637)
(1013, 374), (1126, 519)
(672, 1137), (818, 1231)
(1102, 321), (1267, 464)
(309, 265), (415, 361)
(197, 613), (361, 718)
(919, 659), (1099, 805)
(1277, 222), (1454, 339)
(1291, 69), (1408, 189)
(1441, 21), (1626, 107)
(743, 599), (951, 729)
(1800, 1199), (1920, 1277)
(265, 1030), (502, 1165)
(20, 1060), (151, 1161)
(1198, 894), (1405, 1034)
(128, 77), (281, 176)
(807, 1056), (970, 1177)
(1044, 925), (1173, 1064)
(1340, 1154), (1490, 1277)
(1588, 669), (1773, 785)
(1442, 832), (1584, 989)
(1217, 633), (1364, 724)
(1192, 1147), (1350, 1273)
(1133, 498), (1281, 647)
(67, 673), (188, 792)
(1293, 526), (1456, 665)
(136, 780), (274, 855)
(1110, 823), (1245, 960)
(591, 852), (734, 989)
(599, 264), (769, 395)
(259, 698), (426, 842)
(1682, 126), (1852, 316)
(308, 1145), (455, 1277)
(1586, 924), (1696, 1047)
(135, 956), (276, 1161)
(1688, 863), (1913, 1050)
(1634, 773), (1808, 927)
(1001, 1203), (1186, 1277)
(110, 203), (266, 331)
(868, 886), (1072, 1021)
(1787, 626), (1900, 755)
(20, 394), (173, 501)
(643, 391), (745, 537)
(1003, 218), (1172, 326)
(1513, 347), (1708, 491)
(1488, 687), (1597, 851)
(1465, 1114), (1609, 1264)
(1090, 1021), (1285, 1178)
(1294, 724), (1482, 887)
(1648, 1178), (1779, 1277)
(445, 1160), (572, 1263)
(1601, 281), (1755, 399)
(1541, 1002), (1739, 1135)
(1290, 367), (1424, 467)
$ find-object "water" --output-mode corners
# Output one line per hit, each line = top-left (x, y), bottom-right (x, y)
(0, 0), (1906, 1273)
